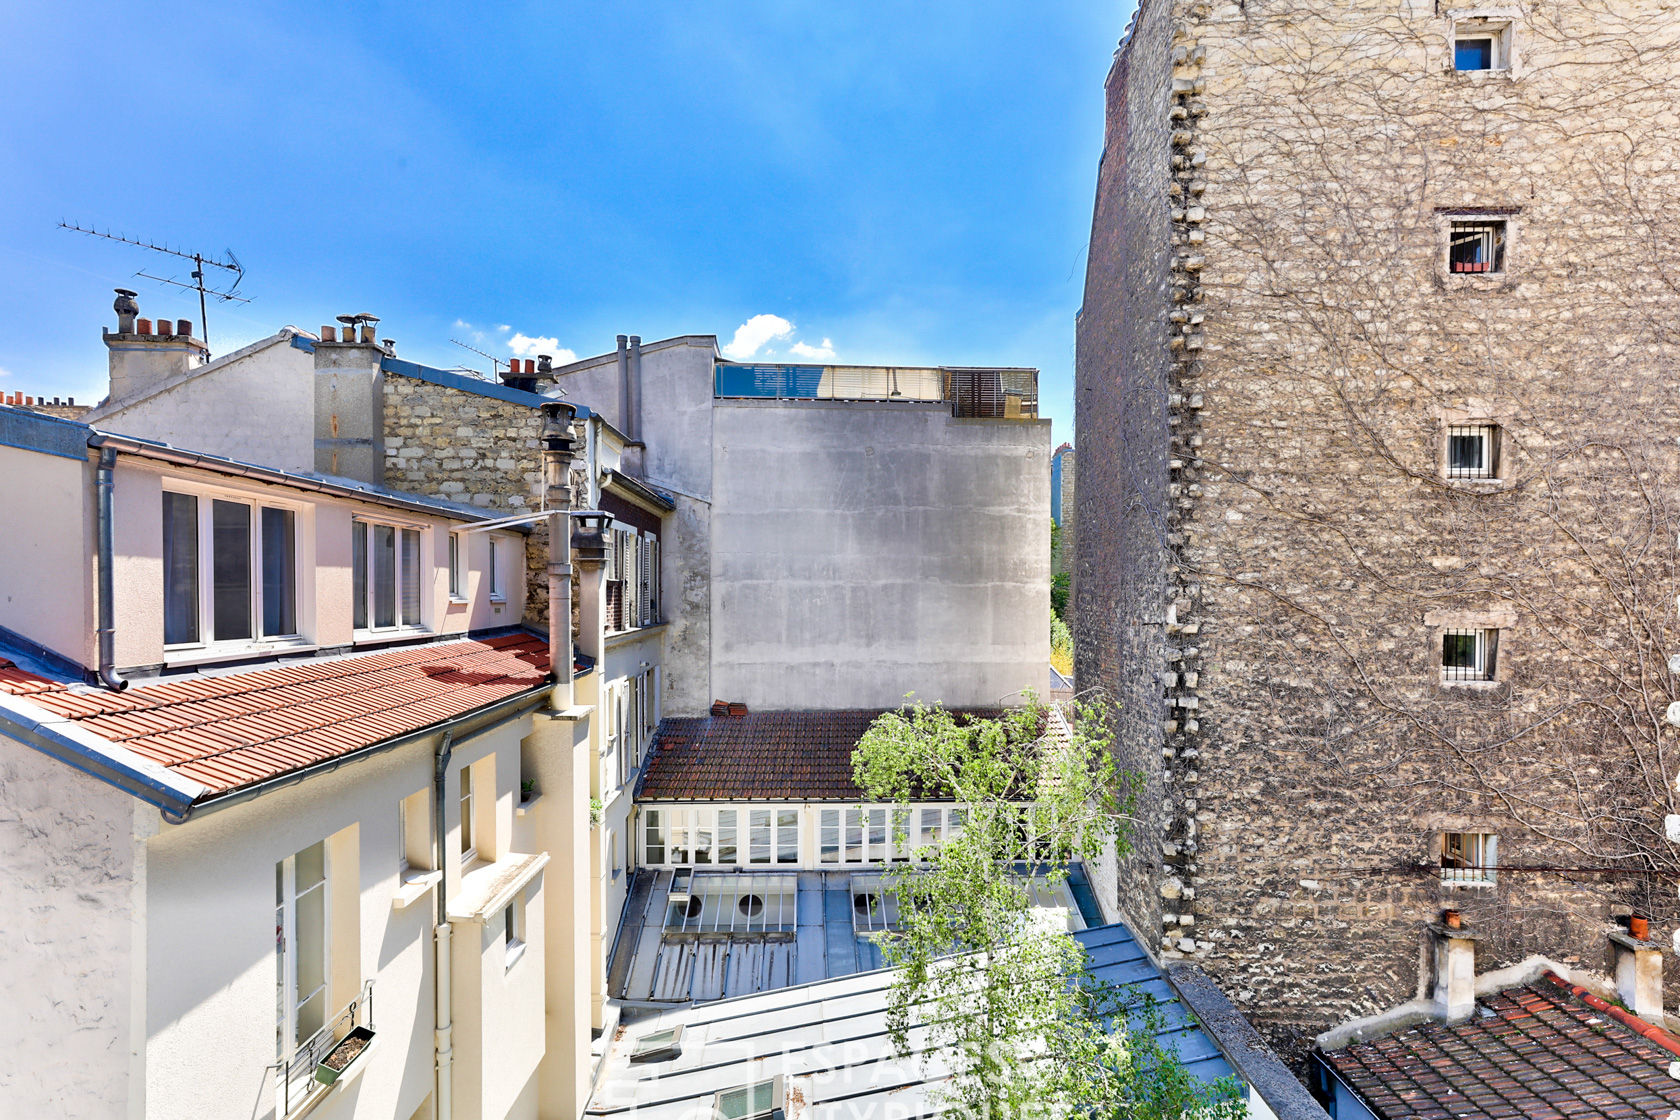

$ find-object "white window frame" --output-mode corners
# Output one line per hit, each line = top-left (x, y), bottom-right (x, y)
(503, 894), (527, 969)
(1442, 627), (1498, 682)
(276, 841), (330, 1063)
(1450, 16), (1512, 73)
(448, 532), (464, 600)
(459, 765), (479, 866)
(1445, 424), (1499, 480)
(487, 536), (503, 601)
(352, 517), (428, 634)
(641, 804), (797, 868)
(163, 485), (304, 651)
(1441, 831), (1498, 886)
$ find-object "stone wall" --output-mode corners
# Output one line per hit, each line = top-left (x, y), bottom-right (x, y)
(382, 372), (584, 631)
(1079, 0), (1680, 1060)
(1075, 0), (1179, 948)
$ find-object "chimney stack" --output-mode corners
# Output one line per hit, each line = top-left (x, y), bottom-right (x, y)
(1429, 912), (1480, 1022)
(103, 288), (208, 406)
(312, 312), (387, 482)
(1610, 918), (1663, 1021)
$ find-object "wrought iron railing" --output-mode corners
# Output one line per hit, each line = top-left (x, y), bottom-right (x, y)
(272, 979), (375, 1118)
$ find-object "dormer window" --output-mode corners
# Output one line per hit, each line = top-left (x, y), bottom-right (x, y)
(353, 518), (424, 631)
(162, 490), (299, 647)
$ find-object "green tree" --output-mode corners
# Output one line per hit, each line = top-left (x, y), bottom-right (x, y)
(852, 699), (1242, 1120)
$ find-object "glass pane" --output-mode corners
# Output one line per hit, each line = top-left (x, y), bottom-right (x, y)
(1448, 434), (1482, 472)
(1443, 632), (1478, 669)
(718, 810), (737, 864)
(820, 809), (840, 864)
(211, 500), (252, 641)
(776, 809), (798, 864)
(295, 841), (325, 891)
(489, 539), (499, 596)
(749, 810), (771, 864)
(295, 887), (325, 1014)
(920, 807), (943, 849)
(670, 813), (690, 864)
(694, 811), (714, 865)
(261, 508), (296, 637)
(352, 523), (367, 630)
(891, 808), (911, 862)
(845, 809), (864, 863)
(645, 810), (664, 865)
(448, 534), (460, 597)
(400, 529), (421, 626)
(459, 770), (474, 856)
(867, 809), (887, 862)
(1455, 37), (1493, 70)
(162, 492), (199, 645)
(373, 524), (396, 628)
(295, 988), (325, 1048)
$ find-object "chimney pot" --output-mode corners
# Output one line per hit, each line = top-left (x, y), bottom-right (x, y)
(537, 354), (553, 375)
(360, 324), (376, 345)
(177, 319), (192, 338)
(321, 326), (337, 343)
(525, 359), (536, 375)
(156, 319), (173, 337)
(113, 288), (139, 333)
(136, 318), (152, 336)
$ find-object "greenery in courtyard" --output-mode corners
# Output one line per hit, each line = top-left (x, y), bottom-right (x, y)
(852, 698), (1242, 1120)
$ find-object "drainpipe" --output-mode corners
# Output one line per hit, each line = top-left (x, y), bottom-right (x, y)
(432, 729), (455, 1120)
(94, 447), (127, 691)
(540, 402), (582, 711)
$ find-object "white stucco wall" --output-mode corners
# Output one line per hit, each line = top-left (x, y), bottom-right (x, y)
(0, 442), (93, 665)
(0, 739), (142, 1119)
(88, 334), (318, 473)
(710, 401), (1051, 710)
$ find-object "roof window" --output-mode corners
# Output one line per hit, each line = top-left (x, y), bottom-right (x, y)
(714, 1077), (783, 1120)
(629, 1025), (684, 1064)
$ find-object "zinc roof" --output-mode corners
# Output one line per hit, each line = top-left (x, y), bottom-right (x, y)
(1319, 973), (1680, 1119)
(0, 633), (548, 798)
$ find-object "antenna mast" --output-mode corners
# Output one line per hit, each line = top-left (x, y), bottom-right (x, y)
(59, 221), (249, 353)
(450, 338), (505, 379)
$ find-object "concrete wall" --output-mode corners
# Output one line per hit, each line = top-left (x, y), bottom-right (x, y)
(0, 739), (141, 1118)
(711, 400), (1050, 710)
(89, 334), (316, 473)
(0, 442), (93, 665)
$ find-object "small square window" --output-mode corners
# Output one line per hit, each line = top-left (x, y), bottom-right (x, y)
(1446, 424), (1500, 479)
(1449, 220), (1506, 274)
(1442, 628), (1498, 682)
(714, 1078), (782, 1120)
(1441, 831), (1497, 885)
(1452, 20), (1510, 71)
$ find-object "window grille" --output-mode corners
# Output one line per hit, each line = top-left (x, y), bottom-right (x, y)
(1446, 424), (1499, 479)
(1449, 220), (1506, 274)
(1441, 832), (1497, 884)
(1442, 628), (1498, 682)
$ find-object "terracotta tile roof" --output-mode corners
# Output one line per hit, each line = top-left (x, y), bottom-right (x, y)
(1320, 973), (1680, 1119)
(638, 708), (1006, 802)
(0, 634), (548, 798)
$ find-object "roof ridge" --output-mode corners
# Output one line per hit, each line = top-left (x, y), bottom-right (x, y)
(1541, 970), (1680, 1057)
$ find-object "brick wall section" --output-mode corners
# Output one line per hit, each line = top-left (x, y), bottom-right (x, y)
(1079, 0), (1680, 1061)
(382, 373), (585, 632)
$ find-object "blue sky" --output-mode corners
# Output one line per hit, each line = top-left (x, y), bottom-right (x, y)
(0, 2), (1129, 444)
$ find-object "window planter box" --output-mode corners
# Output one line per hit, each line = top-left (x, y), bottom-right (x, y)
(314, 1026), (375, 1086)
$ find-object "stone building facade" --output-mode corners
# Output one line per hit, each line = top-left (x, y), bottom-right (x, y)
(1076, 0), (1680, 1058)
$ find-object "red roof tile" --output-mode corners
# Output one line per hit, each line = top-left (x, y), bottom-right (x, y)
(638, 708), (1007, 801)
(0, 636), (549, 798)
(1320, 975), (1680, 1119)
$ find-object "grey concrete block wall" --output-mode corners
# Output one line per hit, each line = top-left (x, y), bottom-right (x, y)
(710, 400), (1050, 711)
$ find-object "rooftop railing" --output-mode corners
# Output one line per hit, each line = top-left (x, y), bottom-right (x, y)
(714, 363), (1039, 419)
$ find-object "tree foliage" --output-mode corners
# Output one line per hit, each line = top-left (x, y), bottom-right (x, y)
(852, 698), (1242, 1120)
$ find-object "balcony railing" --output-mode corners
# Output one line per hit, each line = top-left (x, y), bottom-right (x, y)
(272, 980), (375, 1117)
(714, 363), (1038, 419)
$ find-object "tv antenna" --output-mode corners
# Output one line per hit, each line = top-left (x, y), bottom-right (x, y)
(450, 338), (505, 379)
(59, 221), (250, 353)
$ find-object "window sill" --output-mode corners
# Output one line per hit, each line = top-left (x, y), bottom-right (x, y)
(447, 595), (470, 605)
(516, 792), (543, 817)
(449, 851), (549, 923)
(505, 939), (528, 971)
(1440, 678), (1502, 690)
(605, 622), (668, 646)
(351, 627), (431, 648)
(284, 1034), (380, 1119)
(1442, 476), (1510, 491)
(1441, 879), (1498, 889)
(392, 869), (441, 910)
(163, 637), (316, 669)
(488, 595), (507, 605)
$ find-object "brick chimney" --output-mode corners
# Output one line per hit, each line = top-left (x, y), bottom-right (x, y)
(1429, 911), (1480, 1023)
(313, 313), (387, 482)
(1609, 919), (1663, 1021)
(102, 289), (208, 405)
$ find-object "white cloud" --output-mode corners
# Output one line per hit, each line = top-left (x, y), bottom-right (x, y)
(789, 337), (836, 361)
(722, 314), (794, 360)
(452, 318), (472, 330)
(0, 366), (11, 380)
(495, 324), (511, 334)
(507, 333), (576, 364)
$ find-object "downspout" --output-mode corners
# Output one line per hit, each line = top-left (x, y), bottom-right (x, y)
(433, 729), (456, 1120)
(94, 447), (127, 691)
(540, 401), (582, 711)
